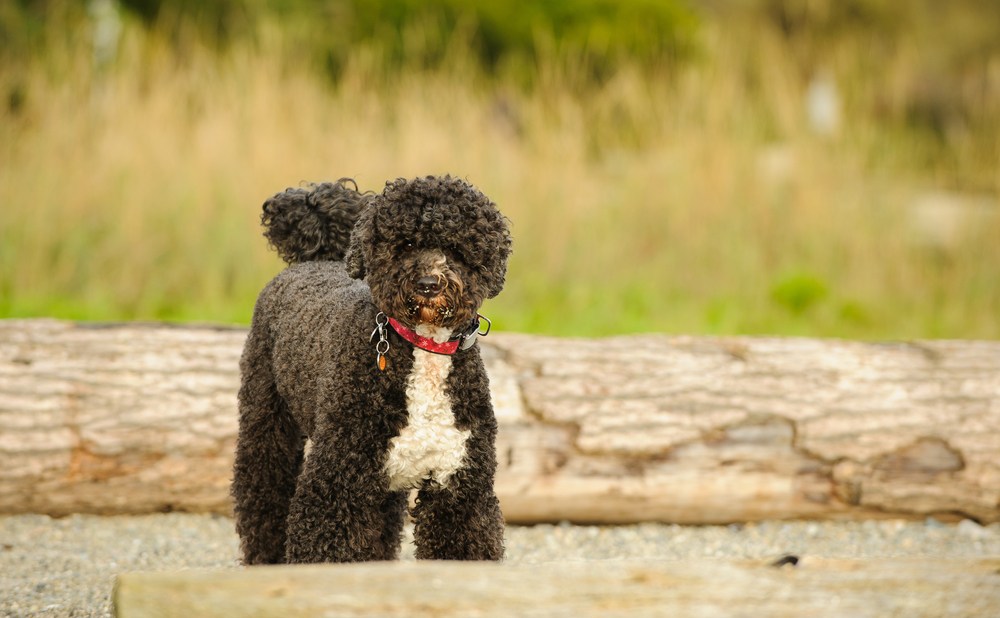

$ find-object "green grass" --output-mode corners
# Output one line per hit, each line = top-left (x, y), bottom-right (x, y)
(1, 16), (998, 339)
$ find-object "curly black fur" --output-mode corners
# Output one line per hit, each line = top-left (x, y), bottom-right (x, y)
(232, 175), (511, 565)
(262, 179), (368, 264)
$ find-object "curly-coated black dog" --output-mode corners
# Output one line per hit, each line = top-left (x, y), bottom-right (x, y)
(232, 176), (511, 564)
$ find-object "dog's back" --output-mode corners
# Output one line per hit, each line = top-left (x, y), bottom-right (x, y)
(245, 179), (370, 436)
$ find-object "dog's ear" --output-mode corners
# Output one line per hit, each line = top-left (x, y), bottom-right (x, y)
(483, 218), (513, 299)
(484, 258), (511, 299)
(345, 201), (374, 279)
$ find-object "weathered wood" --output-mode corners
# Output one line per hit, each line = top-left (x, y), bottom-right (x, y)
(2, 319), (999, 523)
(490, 334), (1000, 524)
(0, 320), (242, 515)
(113, 558), (1000, 618)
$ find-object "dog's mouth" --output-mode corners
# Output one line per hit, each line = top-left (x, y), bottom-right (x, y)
(400, 274), (475, 328)
(382, 256), (477, 330)
(406, 294), (455, 325)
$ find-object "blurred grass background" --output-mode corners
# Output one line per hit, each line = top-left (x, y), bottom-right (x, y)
(1, 0), (998, 338)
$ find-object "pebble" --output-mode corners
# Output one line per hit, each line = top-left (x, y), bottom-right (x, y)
(1, 514), (998, 617)
(957, 518), (991, 539)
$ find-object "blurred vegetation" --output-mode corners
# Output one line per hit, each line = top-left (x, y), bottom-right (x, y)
(1, 0), (998, 338)
(2, 0), (699, 80)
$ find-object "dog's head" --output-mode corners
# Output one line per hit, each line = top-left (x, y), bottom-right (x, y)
(345, 176), (512, 332)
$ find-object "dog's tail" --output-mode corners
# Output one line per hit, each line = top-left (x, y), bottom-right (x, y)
(260, 179), (367, 264)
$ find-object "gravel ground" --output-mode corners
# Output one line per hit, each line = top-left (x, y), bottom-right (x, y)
(1, 514), (998, 617)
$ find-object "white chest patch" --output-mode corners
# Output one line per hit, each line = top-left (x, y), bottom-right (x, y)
(384, 326), (470, 491)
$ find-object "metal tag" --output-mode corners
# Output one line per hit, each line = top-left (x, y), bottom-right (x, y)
(371, 312), (390, 370)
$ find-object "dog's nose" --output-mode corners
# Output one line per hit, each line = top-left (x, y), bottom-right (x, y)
(415, 276), (443, 296)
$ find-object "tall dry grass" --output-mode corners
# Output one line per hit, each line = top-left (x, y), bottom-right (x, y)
(1, 18), (997, 337)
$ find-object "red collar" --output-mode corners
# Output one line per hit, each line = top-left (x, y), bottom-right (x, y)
(387, 317), (461, 355)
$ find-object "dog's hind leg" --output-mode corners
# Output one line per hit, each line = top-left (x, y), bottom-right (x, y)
(232, 323), (305, 565)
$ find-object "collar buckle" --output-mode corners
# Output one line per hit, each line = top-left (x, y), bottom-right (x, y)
(454, 314), (491, 351)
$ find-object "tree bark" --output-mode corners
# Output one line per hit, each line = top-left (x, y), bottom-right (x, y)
(489, 334), (1000, 524)
(113, 558), (1000, 618)
(0, 320), (241, 515)
(2, 319), (998, 523)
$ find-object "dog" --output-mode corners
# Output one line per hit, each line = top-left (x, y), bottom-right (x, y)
(232, 176), (512, 564)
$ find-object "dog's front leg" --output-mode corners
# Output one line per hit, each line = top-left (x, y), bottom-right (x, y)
(283, 430), (405, 563)
(412, 428), (505, 561)
(412, 482), (504, 561)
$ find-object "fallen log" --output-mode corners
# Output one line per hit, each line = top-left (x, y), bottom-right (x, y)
(492, 334), (1000, 523)
(1, 319), (998, 523)
(112, 558), (1000, 618)
(0, 320), (241, 515)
